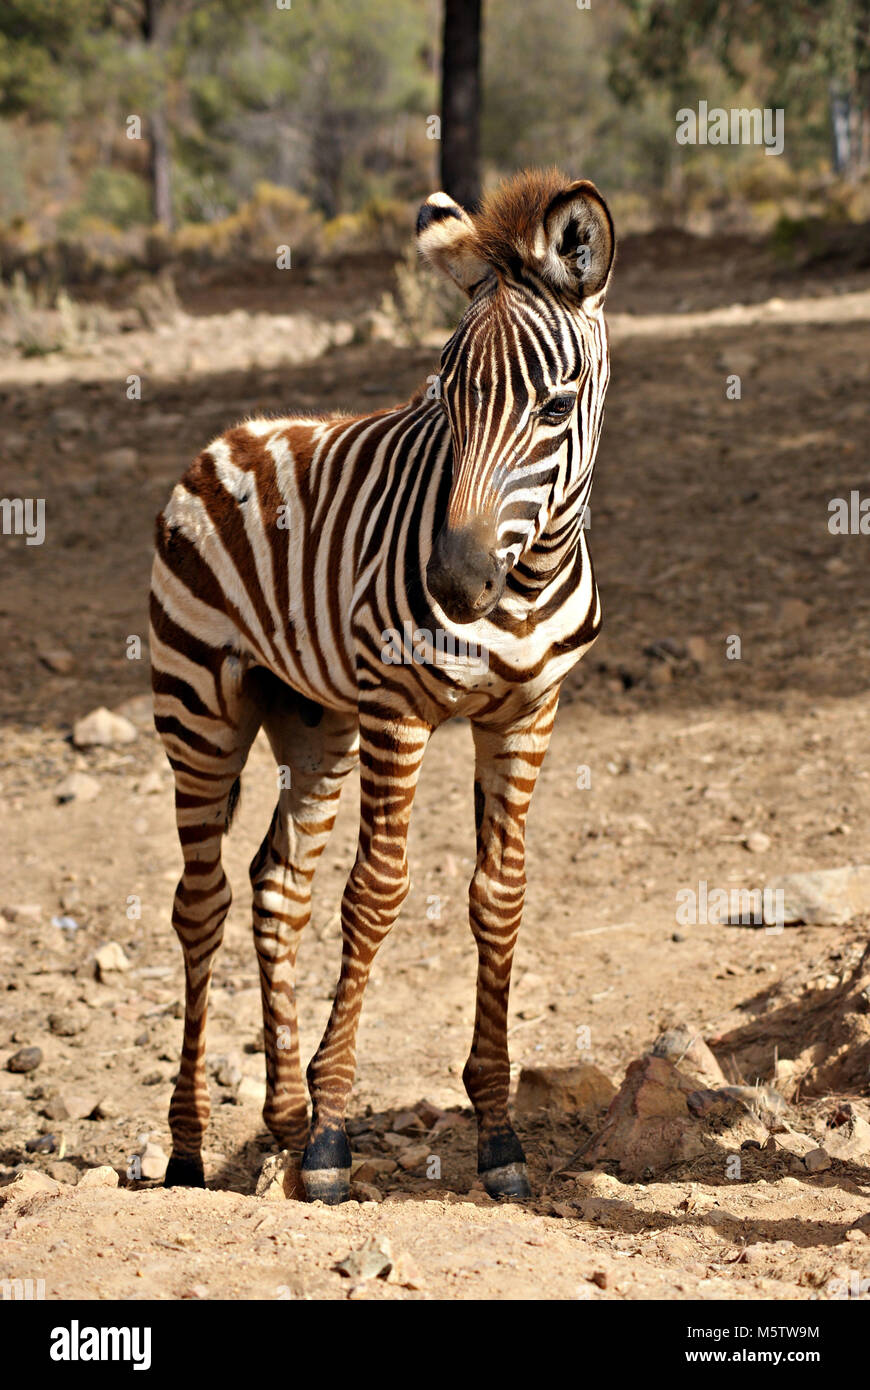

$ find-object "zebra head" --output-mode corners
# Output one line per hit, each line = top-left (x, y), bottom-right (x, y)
(418, 169), (614, 625)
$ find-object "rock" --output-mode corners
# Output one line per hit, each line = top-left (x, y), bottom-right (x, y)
(39, 647), (75, 674)
(822, 1111), (870, 1162)
(26, 1134), (57, 1154)
(584, 1055), (767, 1178)
(391, 1109), (425, 1134)
(803, 1148), (832, 1173)
(396, 1144), (430, 1172)
(235, 1075), (267, 1106)
(215, 1062), (242, 1090)
(415, 1098), (446, 1128)
(94, 941), (130, 979)
(773, 1127), (819, 1159)
(92, 1097), (118, 1121)
(386, 1253), (424, 1288)
(651, 1029), (726, 1088)
(138, 1141), (168, 1182)
(6, 1046), (42, 1074)
(48, 1005), (90, 1037)
(333, 1236), (393, 1281)
(0, 1169), (62, 1204)
(57, 1089), (99, 1121)
(718, 1085), (791, 1127)
(351, 1155), (398, 1184)
(78, 1165), (119, 1189)
(135, 770), (164, 796)
(349, 1180), (383, 1203)
(72, 706), (137, 749)
(255, 1151), (304, 1201)
(515, 1063), (616, 1118)
(55, 772), (100, 805)
(685, 636), (710, 664)
(765, 866), (870, 926)
(744, 831), (771, 854)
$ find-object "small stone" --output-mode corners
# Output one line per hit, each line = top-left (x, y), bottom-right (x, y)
(765, 866), (870, 927)
(136, 770), (164, 796)
(95, 941), (130, 979)
(334, 1236), (393, 1281)
(391, 1109), (425, 1135)
(351, 1156), (398, 1184)
(350, 1180), (383, 1203)
(57, 1090), (99, 1121)
(39, 647), (75, 674)
(651, 1029), (726, 1088)
(48, 1006), (90, 1037)
(93, 1097), (118, 1120)
(255, 1151), (304, 1201)
(744, 831), (771, 854)
(78, 1165), (119, 1189)
(55, 772), (100, 805)
(0, 1169), (62, 1204)
(138, 1141), (168, 1181)
(803, 1148), (832, 1173)
(26, 1134), (57, 1154)
(516, 1063), (616, 1118)
(685, 636), (710, 664)
(235, 1075), (267, 1106)
(6, 1046), (42, 1074)
(72, 707), (137, 749)
(590, 1269), (609, 1289)
(215, 1062), (242, 1089)
(396, 1144), (430, 1172)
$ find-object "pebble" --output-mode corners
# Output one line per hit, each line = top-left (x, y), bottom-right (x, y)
(78, 1165), (120, 1189)
(26, 1134), (57, 1153)
(95, 941), (131, 979)
(55, 771), (100, 805)
(803, 1148), (832, 1173)
(138, 1141), (169, 1181)
(48, 1006), (90, 1037)
(39, 647), (75, 674)
(744, 830), (771, 853)
(72, 707), (137, 749)
(6, 1046), (42, 1074)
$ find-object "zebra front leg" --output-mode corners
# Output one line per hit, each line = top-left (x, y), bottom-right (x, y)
(301, 709), (431, 1204)
(252, 710), (359, 1152)
(465, 695), (559, 1198)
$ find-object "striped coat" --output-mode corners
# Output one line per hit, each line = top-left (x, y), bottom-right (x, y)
(151, 167), (615, 1201)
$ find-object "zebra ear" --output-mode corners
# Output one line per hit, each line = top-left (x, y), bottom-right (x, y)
(416, 193), (491, 297)
(535, 180), (615, 310)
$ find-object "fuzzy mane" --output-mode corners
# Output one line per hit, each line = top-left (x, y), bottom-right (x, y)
(471, 167), (572, 275)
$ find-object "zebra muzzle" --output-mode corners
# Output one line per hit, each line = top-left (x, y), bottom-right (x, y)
(426, 525), (507, 624)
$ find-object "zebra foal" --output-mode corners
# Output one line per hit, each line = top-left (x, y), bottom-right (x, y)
(150, 168), (615, 1202)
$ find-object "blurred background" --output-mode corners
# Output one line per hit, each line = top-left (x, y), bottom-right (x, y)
(1, 0), (869, 315)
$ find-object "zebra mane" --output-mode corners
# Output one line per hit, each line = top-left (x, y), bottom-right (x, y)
(471, 166), (572, 280)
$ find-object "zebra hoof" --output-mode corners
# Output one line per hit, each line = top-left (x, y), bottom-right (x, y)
(481, 1161), (532, 1199)
(300, 1167), (351, 1205)
(164, 1155), (205, 1189)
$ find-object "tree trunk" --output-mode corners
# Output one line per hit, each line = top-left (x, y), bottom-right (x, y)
(143, 0), (173, 230)
(440, 0), (482, 211)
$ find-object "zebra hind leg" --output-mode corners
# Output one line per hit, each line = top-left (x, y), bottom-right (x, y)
(252, 701), (359, 1155)
(154, 654), (264, 1189)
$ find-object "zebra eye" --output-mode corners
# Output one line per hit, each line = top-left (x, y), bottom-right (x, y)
(540, 394), (576, 423)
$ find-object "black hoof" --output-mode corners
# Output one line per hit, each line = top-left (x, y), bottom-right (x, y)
(302, 1127), (351, 1204)
(300, 1167), (351, 1204)
(164, 1155), (205, 1189)
(481, 1161), (532, 1199)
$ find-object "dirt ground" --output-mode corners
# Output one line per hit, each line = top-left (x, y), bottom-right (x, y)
(1, 232), (870, 1301)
